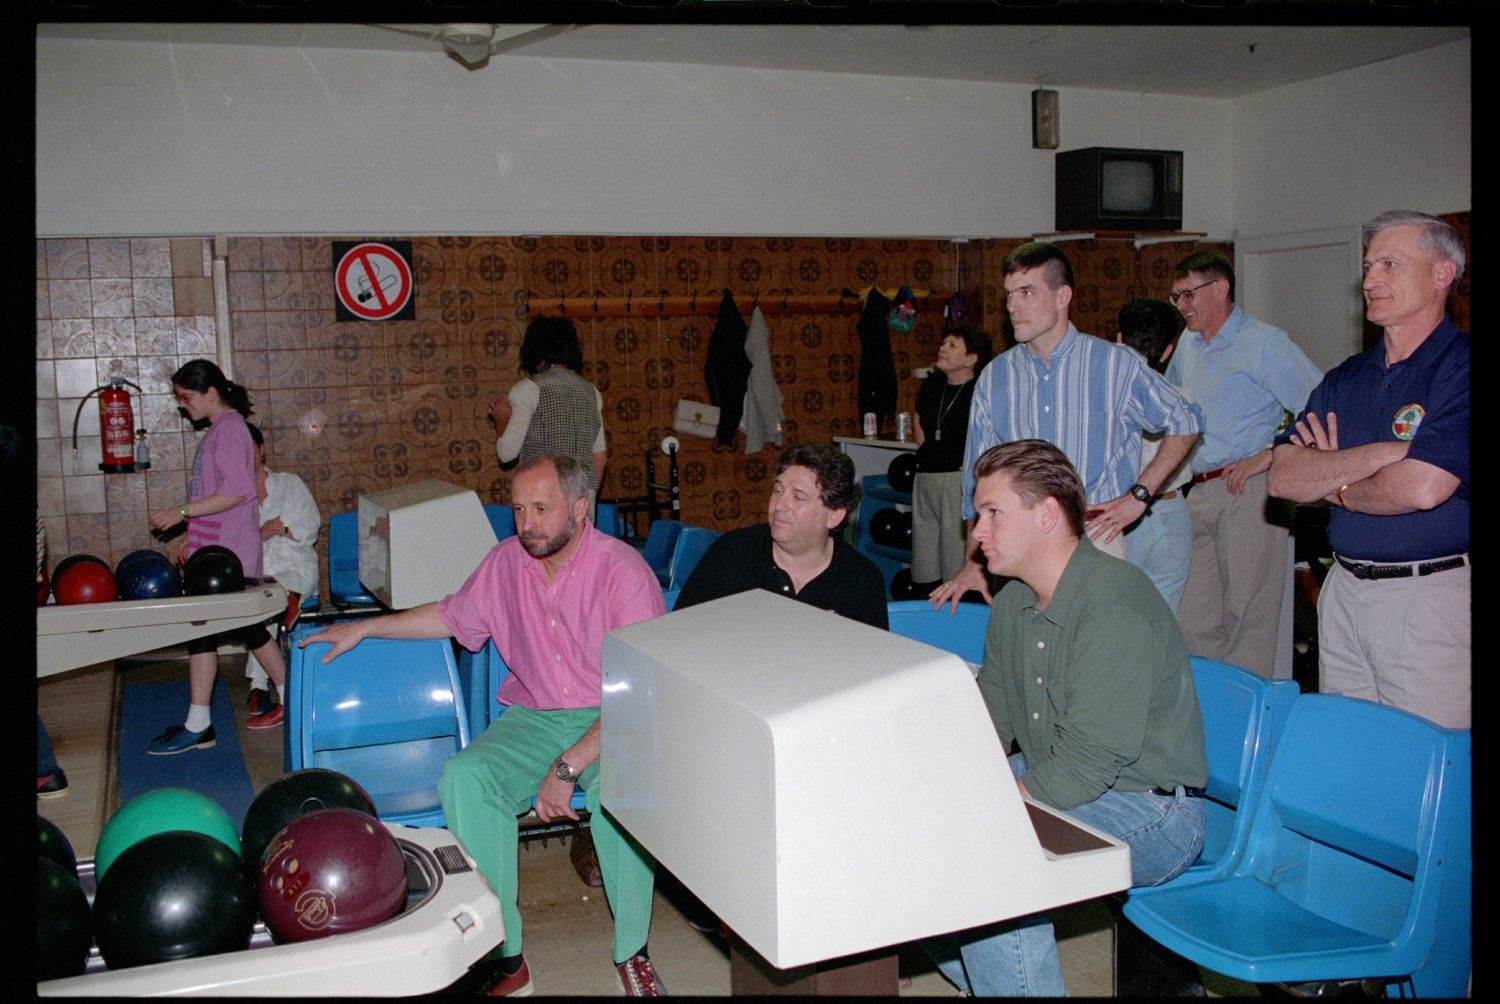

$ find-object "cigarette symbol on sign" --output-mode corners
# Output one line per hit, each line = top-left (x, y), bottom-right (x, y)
(334, 242), (414, 321)
(357, 271), (399, 303)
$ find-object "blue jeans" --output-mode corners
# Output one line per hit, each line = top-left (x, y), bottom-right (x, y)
(38, 715), (59, 775)
(925, 752), (1206, 996)
(1124, 493), (1191, 615)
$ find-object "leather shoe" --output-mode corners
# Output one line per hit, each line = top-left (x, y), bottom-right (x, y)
(147, 724), (217, 755)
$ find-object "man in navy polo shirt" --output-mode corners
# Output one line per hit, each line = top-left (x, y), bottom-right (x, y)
(1269, 210), (1468, 729)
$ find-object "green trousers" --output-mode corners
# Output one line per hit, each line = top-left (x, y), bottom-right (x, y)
(437, 704), (656, 963)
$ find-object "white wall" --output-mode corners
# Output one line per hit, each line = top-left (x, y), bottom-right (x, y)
(35, 35), (1467, 242)
(1229, 39), (1469, 369)
(35, 37), (1233, 239)
(1232, 39), (1470, 238)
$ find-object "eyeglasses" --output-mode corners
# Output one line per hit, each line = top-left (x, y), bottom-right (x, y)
(1168, 278), (1220, 306)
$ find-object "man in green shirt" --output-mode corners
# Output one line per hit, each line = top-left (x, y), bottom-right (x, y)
(929, 438), (1207, 996)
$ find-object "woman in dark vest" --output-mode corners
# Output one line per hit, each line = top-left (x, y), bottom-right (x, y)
(489, 317), (607, 517)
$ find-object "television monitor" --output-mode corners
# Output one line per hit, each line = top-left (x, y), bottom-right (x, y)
(1055, 147), (1183, 232)
(357, 480), (497, 609)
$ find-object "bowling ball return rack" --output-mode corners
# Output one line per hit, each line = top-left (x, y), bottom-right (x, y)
(37, 823), (502, 997)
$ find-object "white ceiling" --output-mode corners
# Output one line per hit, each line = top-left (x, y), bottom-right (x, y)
(36, 20), (1470, 99)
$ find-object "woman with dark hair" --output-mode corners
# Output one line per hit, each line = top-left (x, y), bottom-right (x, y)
(910, 326), (993, 594)
(146, 359), (287, 752)
(488, 317), (607, 516)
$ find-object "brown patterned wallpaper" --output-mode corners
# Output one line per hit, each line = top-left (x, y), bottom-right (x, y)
(50, 225), (1471, 603)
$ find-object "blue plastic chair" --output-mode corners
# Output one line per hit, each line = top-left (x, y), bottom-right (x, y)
(638, 519), (683, 588)
(1124, 695), (1472, 997)
(666, 526), (720, 592)
(482, 503), (516, 541)
(595, 501), (625, 539)
(453, 640), (589, 819)
(1175, 658), (1299, 884)
(663, 587), (681, 611)
(327, 510), (379, 609)
(884, 598), (989, 665)
(287, 623), (469, 828)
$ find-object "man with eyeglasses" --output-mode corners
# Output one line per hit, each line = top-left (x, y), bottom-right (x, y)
(1269, 211), (1468, 729)
(1164, 251), (1322, 679)
(930, 241), (1202, 612)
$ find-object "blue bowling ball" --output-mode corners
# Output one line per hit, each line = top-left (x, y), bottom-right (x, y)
(116, 550), (183, 600)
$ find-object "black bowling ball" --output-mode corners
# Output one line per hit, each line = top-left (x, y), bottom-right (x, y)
(39, 814), (78, 877)
(93, 830), (256, 969)
(890, 567), (917, 600)
(241, 767), (380, 870)
(37, 857), (93, 981)
(183, 545), (245, 596)
(868, 507), (904, 548)
(887, 452), (917, 494)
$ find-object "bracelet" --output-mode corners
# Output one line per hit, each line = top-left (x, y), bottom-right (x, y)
(179, 503), (190, 520)
(1335, 484), (1351, 510)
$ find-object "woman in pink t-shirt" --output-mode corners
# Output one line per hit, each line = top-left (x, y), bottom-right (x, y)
(146, 359), (288, 754)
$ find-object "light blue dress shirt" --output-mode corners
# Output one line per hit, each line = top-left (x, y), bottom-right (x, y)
(1164, 305), (1322, 472)
(962, 326), (1202, 516)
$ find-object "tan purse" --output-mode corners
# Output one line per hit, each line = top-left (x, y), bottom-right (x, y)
(673, 399), (720, 439)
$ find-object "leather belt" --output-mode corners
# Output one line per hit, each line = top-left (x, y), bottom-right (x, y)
(1189, 466), (1227, 485)
(1334, 553), (1469, 581)
(1151, 785), (1206, 799)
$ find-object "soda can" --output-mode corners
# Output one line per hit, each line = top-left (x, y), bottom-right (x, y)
(896, 412), (912, 442)
(863, 412), (878, 438)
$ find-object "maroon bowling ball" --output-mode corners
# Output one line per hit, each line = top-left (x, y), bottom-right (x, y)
(257, 807), (407, 944)
(53, 557), (119, 604)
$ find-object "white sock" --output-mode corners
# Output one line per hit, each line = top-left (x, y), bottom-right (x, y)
(246, 652), (269, 688)
(184, 704), (212, 733)
(276, 683), (285, 703)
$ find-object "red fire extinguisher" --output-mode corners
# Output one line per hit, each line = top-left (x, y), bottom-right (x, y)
(71, 377), (143, 473)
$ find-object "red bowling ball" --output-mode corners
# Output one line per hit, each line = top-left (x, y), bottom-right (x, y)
(53, 556), (119, 604)
(257, 807), (407, 944)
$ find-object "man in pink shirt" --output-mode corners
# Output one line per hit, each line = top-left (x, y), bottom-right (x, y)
(304, 454), (667, 996)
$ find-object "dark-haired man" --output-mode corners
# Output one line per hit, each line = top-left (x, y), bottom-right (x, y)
(925, 439), (1206, 996)
(1116, 298), (1194, 613)
(931, 242), (1201, 611)
(675, 442), (888, 628)
(1270, 210), (1469, 729)
(1165, 250), (1322, 679)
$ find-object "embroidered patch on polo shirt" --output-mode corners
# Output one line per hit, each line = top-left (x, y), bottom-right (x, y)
(1392, 403), (1425, 440)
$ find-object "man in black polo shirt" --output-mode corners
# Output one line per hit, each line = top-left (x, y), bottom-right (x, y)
(675, 442), (888, 628)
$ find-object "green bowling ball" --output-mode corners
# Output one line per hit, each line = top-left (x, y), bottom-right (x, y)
(95, 787), (241, 880)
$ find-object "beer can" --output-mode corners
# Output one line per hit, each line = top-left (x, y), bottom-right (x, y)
(896, 412), (912, 442)
(862, 412), (878, 438)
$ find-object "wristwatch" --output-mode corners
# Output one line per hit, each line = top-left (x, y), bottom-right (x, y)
(1128, 483), (1153, 505)
(553, 755), (580, 783)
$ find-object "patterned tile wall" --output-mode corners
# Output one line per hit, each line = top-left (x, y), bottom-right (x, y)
(61, 225), (1484, 602)
(36, 237), (218, 579)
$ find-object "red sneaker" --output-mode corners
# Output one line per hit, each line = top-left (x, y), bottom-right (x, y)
(484, 957), (533, 997)
(616, 955), (666, 997)
(247, 703), (284, 729)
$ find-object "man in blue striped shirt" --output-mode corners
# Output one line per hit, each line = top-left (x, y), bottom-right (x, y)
(931, 242), (1201, 610)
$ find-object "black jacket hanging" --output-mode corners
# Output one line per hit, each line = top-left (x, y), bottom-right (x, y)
(856, 287), (899, 431)
(704, 289), (750, 445)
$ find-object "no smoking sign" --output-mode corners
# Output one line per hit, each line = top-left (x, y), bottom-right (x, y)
(333, 241), (416, 321)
